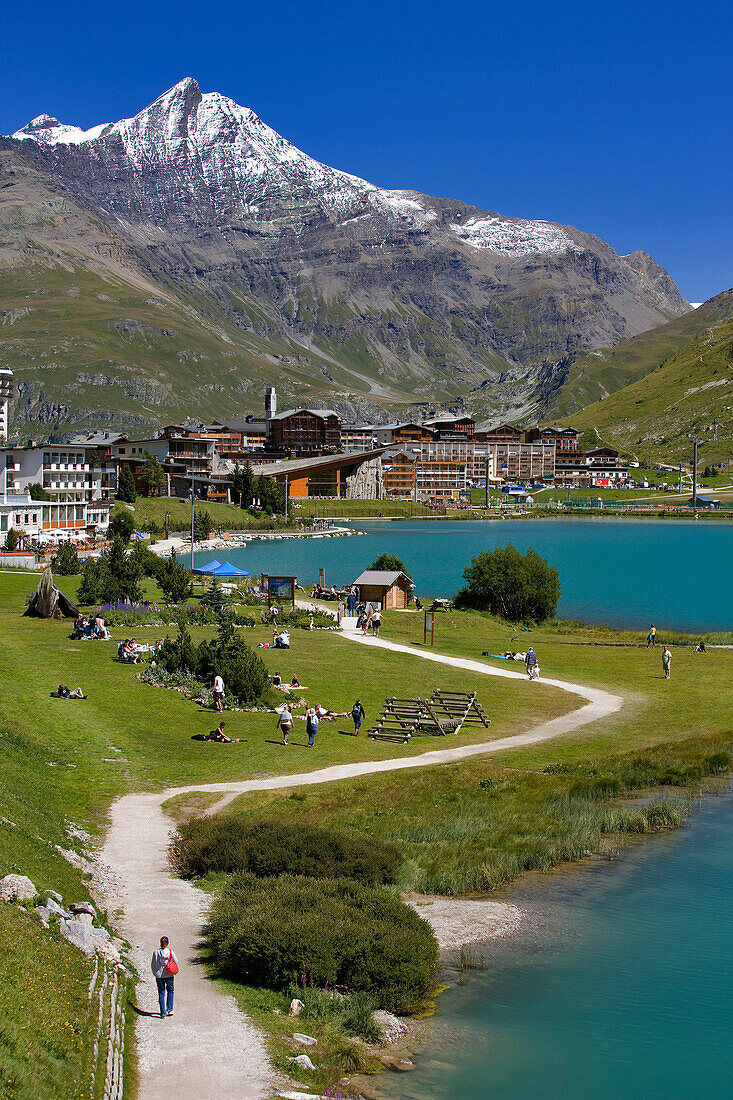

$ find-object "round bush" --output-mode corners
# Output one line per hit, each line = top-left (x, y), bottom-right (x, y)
(170, 818), (402, 886)
(206, 874), (439, 1014)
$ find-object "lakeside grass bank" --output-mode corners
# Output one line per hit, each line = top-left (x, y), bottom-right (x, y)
(1, 564), (732, 1097)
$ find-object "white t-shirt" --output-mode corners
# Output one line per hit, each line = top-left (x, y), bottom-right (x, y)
(213, 676), (224, 694)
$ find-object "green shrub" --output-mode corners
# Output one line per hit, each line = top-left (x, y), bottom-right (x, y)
(206, 874), (438, 1013)
(51, 542), (80, 575)
(170, 818), (402, 885)
(156, 617), (268, 705)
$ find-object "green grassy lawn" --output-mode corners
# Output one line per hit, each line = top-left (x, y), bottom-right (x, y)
(288, 498), (435, 519)
(0, 569), (568, 1097)
(113, 496), (290, 533)
(2, 566), (733, 1096)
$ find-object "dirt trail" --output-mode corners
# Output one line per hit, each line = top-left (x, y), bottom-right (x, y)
(102, 626), (623, 1099)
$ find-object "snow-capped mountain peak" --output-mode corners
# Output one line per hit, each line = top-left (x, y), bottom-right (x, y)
(9, 78), (583, 257)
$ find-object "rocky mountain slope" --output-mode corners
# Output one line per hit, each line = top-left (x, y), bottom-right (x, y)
(1, 78), (690, 436)
(558, 291), (733, 462)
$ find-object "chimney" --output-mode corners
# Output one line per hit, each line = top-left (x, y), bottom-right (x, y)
(265, 386), (277, 421)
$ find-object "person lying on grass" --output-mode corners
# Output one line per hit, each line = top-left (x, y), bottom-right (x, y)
(53, 684), (86, 699)
(207, 721), (241, 743)
(297, 702), (348, 720)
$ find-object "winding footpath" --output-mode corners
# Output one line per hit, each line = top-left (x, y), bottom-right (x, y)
(102, 621), (623, 1100)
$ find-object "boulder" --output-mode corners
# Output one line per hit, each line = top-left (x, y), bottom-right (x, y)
(291, 1054), (316, 1071)
(292, 1033), (317, 1046)
(36, 898), (72, 921)
(288, 998), (305, 1017)
(0, 874), (37, 902)
(59, 918), (96, 956)
(47, 890), (64, 904)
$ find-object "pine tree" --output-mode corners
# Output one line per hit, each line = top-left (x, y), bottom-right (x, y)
(158, 550), (192, 603)
(140, 451), (166, 497)
(52, 541), (80, 575)
(116, 463), (137, 503)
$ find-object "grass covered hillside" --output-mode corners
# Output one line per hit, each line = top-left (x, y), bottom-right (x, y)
(558, 304), (733, 464)
(541, 290), (733, 421)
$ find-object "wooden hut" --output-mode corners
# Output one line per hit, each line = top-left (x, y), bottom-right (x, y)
(353, 570), (412, 610)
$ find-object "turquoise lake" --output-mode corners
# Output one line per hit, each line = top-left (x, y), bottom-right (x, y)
(194, 516), (733, 1095)
(196, 519), (733, 632)
(378, 785), (733, 1100)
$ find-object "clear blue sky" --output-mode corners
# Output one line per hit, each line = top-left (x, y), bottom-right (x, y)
(2, 0), (730, 301)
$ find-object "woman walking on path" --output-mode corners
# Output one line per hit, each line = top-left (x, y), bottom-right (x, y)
(151, 936), (178, 1018)
(277, 704), (293, 745)
(662, 646), (672, 679)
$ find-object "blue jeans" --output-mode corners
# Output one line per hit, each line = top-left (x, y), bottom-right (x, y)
(156, 975), (174, 1016)
(308, 727), (317, 747)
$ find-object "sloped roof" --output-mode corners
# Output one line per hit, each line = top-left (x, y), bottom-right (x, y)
(353, 570), (412, 587)
(269, 407), (339, 421)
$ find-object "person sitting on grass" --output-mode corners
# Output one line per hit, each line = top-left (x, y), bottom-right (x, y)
(207, 721), (240, 743)
(273, 629), (290, 649)
(272, 671), (282, 686)
(290, 674), (300, 688)
(694, 641), (707, 653)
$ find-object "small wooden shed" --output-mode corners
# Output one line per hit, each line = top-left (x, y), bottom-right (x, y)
(353, 570), (412, 610)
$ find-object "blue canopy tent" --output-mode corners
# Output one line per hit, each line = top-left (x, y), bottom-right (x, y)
(192, 559), (222, 575)
(210, 561), (251, 578)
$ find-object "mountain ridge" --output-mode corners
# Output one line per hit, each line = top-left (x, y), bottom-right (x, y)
(1, 78), (691, 437)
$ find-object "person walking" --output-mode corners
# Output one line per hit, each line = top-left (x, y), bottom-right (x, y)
(647, 624), (657, 648)
(212, 674), (225, 712)
(372, 610), (382, 637)
(351, 698), (366, 735)
(525, 647), (538, 680)
(662, 646), (672, 679)
(151, 936), (178, 1018)
(306, 707), (319, 748)
(277, 704), (293, 745)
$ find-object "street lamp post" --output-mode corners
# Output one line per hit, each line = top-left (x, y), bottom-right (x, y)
(189, 475), (195, 572)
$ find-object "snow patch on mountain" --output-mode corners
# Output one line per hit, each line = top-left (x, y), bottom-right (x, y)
(449, 215), (579, 257)
(13, 114), (111, 145)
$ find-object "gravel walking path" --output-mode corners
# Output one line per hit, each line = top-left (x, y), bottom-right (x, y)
(102, 623), (623, 1099)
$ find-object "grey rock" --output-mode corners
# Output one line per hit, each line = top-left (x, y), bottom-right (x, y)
(291, 1054), (316, 1071)
(292, 1033), (317, 1046)
(37, 897), (72, 920)
(46, 890), (63, 903)
(0, 874), (37, 902)
(59, 918), (96, 956)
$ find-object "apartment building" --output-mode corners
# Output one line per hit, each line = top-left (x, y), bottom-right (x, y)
(266, 409), (342, 455)
(1, 440), (118, 504)
(382, 449), (417, 496)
